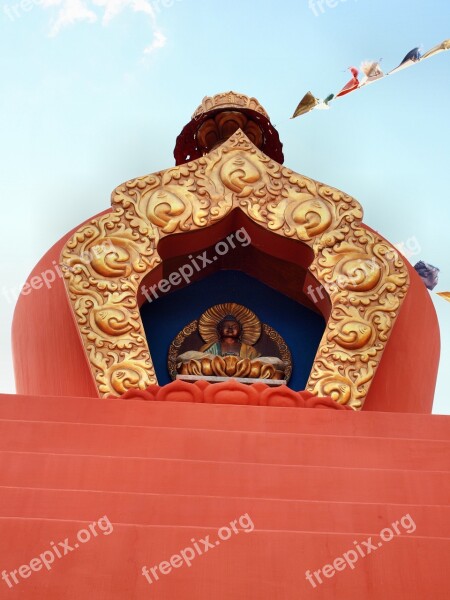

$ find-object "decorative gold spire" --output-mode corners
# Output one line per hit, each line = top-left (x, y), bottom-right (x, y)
(192, 91), (270, 120)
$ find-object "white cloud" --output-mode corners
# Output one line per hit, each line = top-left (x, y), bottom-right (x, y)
(144, 28), (167, 54)
(45, 0), (97, 37)
(39, 0), (167, 53)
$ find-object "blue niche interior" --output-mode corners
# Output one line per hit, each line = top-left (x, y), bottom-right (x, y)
(140, 270), (326, 390)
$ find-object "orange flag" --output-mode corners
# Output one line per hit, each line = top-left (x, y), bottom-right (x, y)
(437, 292), (450, 303)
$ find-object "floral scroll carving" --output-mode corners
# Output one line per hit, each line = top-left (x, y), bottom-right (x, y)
(61, 130), (409, 408)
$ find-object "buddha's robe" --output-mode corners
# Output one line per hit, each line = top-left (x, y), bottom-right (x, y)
(200, 342), (260, 360)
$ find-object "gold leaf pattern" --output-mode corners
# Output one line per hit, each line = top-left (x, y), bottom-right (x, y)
(61, 130), (409, 404)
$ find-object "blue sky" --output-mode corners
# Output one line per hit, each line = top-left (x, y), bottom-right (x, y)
(1, 0), (449, 412)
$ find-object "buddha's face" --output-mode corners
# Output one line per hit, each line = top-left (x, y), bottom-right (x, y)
(219, 319), (241, 341)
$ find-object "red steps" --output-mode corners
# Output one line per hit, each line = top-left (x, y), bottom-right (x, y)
(0, 521), (449, 600)
(1, 451), (449, 504)
(0, 419), (449, 471)
(1, 393), (449, 438)
(0, 392), (449, 599)
(1, 487), (449, 538)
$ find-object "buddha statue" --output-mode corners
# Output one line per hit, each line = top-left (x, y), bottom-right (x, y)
(175, 303), (287, 381)
(200, 314), (260, 359)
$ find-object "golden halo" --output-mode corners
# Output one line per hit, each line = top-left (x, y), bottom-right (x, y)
(198, 303), (261, 346)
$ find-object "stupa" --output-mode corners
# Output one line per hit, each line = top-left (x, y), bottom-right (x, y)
(2, 92), (447, 599)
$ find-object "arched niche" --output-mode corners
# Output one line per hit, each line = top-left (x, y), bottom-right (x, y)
(136, 210), (325, 312)
(60, 130), (409, 408)
(138, 211), (327, 388)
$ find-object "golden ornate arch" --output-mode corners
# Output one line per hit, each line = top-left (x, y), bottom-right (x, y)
(60, 130), (409, 408)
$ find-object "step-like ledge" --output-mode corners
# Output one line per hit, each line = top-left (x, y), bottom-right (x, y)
(114, 379), (351, 410)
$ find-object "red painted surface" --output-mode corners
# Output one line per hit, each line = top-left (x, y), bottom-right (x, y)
(174, 109), (284, 165)
(116, 378), (350, 410)
(11, 215), (111, 399)
(364, 260), (440, 413)
(12, 209), (440, 412)
(0, 393), (449, 598)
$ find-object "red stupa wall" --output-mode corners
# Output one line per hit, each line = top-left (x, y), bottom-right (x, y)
(0, 393), (449, 598)
(11, 209), (440, 413)
(4, 203), (448, 598)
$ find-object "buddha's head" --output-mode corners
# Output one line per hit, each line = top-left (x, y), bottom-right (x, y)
(217, 315), (241, 341)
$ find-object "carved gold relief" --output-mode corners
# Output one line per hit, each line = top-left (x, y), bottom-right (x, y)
(61, 129), (409, 406)
(267, 194), (333, 240)
(102, 360), (154, 396)
(192, 91), (270, 120)
(145, 186), (209, 232)
(220, 155), (262, 197)
(61, 206), (160, 394)
(178, 355), (285, 380)
(197, 111), (264, 153)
